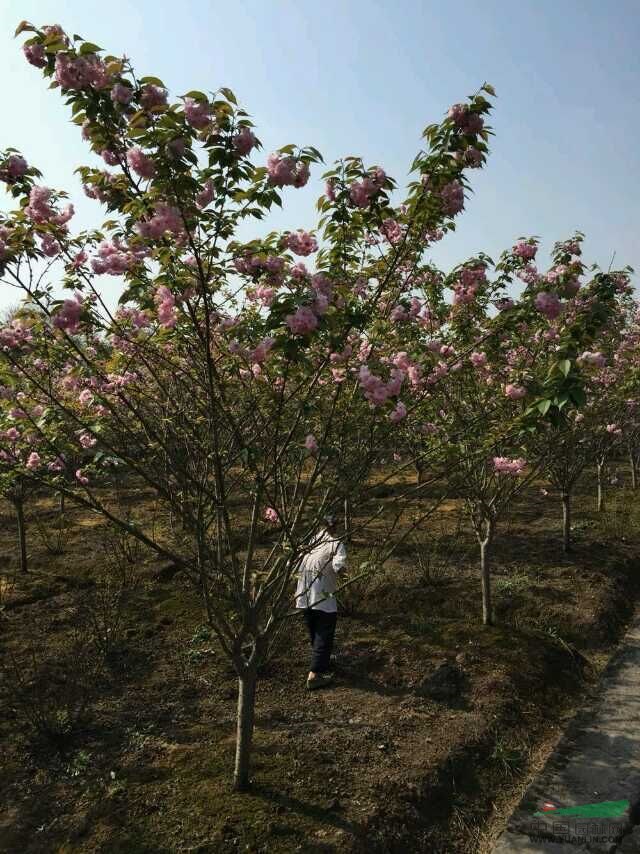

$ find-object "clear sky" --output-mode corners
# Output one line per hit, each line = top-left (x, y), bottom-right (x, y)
(0, 0), (638, 312)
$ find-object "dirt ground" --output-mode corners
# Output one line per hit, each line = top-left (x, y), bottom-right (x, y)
(1, 468), (639, 854)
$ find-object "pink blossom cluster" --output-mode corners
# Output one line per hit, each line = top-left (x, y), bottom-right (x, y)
(470, 351), (488, 368)
(381, 219), (404, 245)
(250, 337), (275, 364)
(0, 320), (33, 350)
(83, 171), (119, 203)
(513, 241), (537, 260)
(534, 291), (563, 320)
(266, 153), (310, 188)
(577, 350), (606, 369)
(389, 401), (407, 423)
(349, 168), (386, 208)
(53, 293), (83, 334)
(358, 365), (404, 406)
(184, 97), (212, 129)
(493, 456), (527, 476)
(111, 82), (133, 104)
(91, 239), (148, 275)
(233, 127), (257, 156)
(54, 53), (111, 90)
(559, 239), (581, 256)
(305, 434), (319, 454)
(234, 253), (285, 277)
(504, 383), (526, 400)
(196, 179), (215, 209)
(40, 234), (60, 257)
(140, 84), (168, 110)
(285, 306), (318, 335)
(286, 230), (318, 256)
(101, 149), (119, 166)
(23, 42), (47, 68)
(517, 265), (539, 286)
(127, 147), (156, 179)
(264, 507), (279, 524)
(447, 104), (484, 134)
(25, 186), (74, 227)
(0, 154), (28, 183)
(154, 286), (177, 328)
(136, 204), (183, 240)
(606, 423), (622, 435)
(440, 180), (465, 215)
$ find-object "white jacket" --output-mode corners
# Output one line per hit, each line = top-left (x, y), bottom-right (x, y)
(294, 528), (347, 613)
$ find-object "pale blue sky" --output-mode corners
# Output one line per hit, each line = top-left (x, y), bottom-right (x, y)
(1, 0), (638, 311)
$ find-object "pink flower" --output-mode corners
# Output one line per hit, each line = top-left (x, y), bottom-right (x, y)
(286, 230), (318, 256)
(233, 127), (257, 156)
(23, 42), (47, 68)
(79, 432), (97, 449)
(266, 153), (310, 188)
(389, 401), (407, 423)
(513, 241), (537, 260)
(154, 286), (177, 328)
(111, 83), (133, 104)
(305, 434), (319, 454)
(75, 468), (90, 486)
(48, 456), (65, 473)
(504, 384), (526, 400)
(534, 291), (563, 320)
(493, 457), (527, 476)
(325, 180), (337, 201)
(78, 388), (94, 406)
(127, 147), (156, 179)
(196, 179), (215, 209)
(285, 306), (318, 335)
(25, 186), (54, 223)
(184, 97), (212, 129)
(101, 149), (119, 166)
(2, 154), (28, 182)
(264, 507), (279, 524)
(40, 234), (60, 257)
(470, 351), (487, 368)
(136, 204), (184, 240)
(577, 351), (606, 369)
(140, 84), (168, 110)
(53, 293), (83, 334)
(440, 180), (464, 215)
(26, 452), (41, 470)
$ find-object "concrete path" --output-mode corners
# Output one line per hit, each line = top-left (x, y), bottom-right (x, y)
(492, 613), (640, 854)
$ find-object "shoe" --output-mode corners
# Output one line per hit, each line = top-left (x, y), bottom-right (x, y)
(306, 673), (334, 691)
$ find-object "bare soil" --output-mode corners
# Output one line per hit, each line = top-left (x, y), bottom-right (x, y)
(1, 472), (638, 854)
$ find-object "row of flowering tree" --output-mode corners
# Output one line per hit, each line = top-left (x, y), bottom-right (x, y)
(0, 20), (636, 789)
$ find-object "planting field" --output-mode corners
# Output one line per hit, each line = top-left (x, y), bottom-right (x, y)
(1, 467), (638, 853)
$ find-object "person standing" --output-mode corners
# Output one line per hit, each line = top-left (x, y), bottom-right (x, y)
(294, 514), (347, 690)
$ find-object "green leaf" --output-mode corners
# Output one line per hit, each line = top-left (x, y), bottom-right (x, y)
(14, 20), (35, 37)
(482, 82), (496, 97)
(537, 399), (551, 415)
(79, 42), (102, 55)
(219, 87), (237, 104)
(558, 358), (571, 376)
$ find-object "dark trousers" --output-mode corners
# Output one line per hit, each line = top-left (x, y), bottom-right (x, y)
(303, 608), (337, 673)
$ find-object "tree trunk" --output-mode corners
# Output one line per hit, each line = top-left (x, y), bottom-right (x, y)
(561, 491), (571, 553)
(629, 449), (637, 491)
(14, 498), (27, 574)
(415, 461), (426, 486)
(596, 462), (604, 512)
(343, 496), (351, 544)
(479, 519), (494, 626)
(233, 667), (257, 791)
